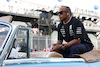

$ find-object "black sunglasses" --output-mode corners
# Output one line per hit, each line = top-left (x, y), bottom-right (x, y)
(57, 11), (67, 14)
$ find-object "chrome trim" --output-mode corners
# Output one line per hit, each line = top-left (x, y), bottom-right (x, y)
(3, 58), (85, 65)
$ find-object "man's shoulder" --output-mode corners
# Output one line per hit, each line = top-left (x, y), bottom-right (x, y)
(58, 22), (61, 25)
(58, 22), (62, 27)
(72, 17), (81, 22)
(57, 22), (62, 31)
(19, 42), (24, 45)
(19, 42), (27, 47)
(72, 17), (82, 24)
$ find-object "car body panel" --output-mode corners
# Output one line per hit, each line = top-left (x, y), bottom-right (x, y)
(88, 62), (100, 67)
(2, 58), (100, 67)
(2, 58), (89, 67)
(2, 62), (89, 67)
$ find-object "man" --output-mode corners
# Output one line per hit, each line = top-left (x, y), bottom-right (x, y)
(39, 8), (49, 34)
(51, 6), (94, 58)
(15, 39), (21, 51)
(18, 39), (27, 53)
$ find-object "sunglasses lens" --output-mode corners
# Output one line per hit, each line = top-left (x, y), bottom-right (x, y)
(58, 11), (67, 14)
(57, 11), (63, 14)
(60, 11), (63, 14)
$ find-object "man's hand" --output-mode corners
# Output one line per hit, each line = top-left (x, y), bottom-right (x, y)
(52, 43), (56, 46)
(52, 45), (62, 52)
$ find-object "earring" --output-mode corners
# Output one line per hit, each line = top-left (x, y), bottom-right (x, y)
(67, 13), (69, 15)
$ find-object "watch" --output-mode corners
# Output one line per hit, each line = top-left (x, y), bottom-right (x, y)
(62, 44), (65, 50)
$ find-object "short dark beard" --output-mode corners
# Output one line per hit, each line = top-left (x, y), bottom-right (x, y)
(63, 17), (68, 22)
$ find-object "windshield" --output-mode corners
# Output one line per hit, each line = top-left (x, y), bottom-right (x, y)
(0, 24), (9, 51)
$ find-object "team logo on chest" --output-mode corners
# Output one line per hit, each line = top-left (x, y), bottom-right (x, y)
(60, 25), (65, 37)
(69, 25), (74, 36)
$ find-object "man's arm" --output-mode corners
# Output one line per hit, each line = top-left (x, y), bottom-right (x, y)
(52, 40), (63, 46)
(64, 39), (80, 48)
(57, 40), (63, 45)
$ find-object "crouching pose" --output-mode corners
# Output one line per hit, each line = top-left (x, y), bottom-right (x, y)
(51, 6), (94, 58)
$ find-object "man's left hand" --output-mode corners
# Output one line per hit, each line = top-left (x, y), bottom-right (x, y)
(53, 45), (62, 52)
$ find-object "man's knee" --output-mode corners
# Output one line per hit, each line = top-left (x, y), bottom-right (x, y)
(70, 45), (79, 51)
(69, 45), (81, 57)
